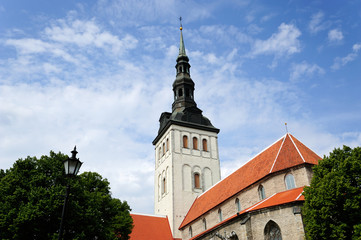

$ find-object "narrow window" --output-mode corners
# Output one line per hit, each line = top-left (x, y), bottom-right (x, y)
(235, 198), (241, 212)
(203, 218), (207, 230)
(202, 139), (208, 151)
(178, 88), (183, 97)
(183, 135), (188, 148)
(264, 220), (282, 240)
(189, 226), (193, 238)
(162, 143), (165, 155)
(218, 209), (223, 222)
(159, 148), (162, 159)
(285, 174), (296, 190)
(258, 185), (266, 200)
(166, 138), (169, 152)
(193, 137), (198, 150)
(162, 177), (166, 194)
(194, 173), (200, 189)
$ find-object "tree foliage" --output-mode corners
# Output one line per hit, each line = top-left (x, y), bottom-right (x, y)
(303, 146), (361, 240)
(0, 151), (133, 240)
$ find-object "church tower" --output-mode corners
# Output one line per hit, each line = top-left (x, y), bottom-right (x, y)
(153, 23), (221, 238)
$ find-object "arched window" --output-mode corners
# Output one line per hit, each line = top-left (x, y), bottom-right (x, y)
(162, 177), (166, 194)
(258, 185), (266, 200)
(285, 174), (296, 190)
(166, 138), (169, 152)
(193, 137), (198, 150)
(202, 139), (208, 151)
(218, 209), (223, 222)
(162, 142), (165, 155)
(189, 226), (193, 238)
(235, 198), (241, 212)
(183, 135), (188, 148)
(203, 218), (207, 230)
(264, 220), (282, 240)
(158, 148), (162, 159)
(194, 173), (200, 189)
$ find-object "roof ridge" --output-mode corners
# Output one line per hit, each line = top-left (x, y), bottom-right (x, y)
(288, 133), (306, 163)
(269, 134), (287, 173)
(131, 213), (168, 218)
(296, 191), (304, 200)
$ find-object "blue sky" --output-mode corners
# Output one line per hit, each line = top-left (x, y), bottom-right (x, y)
(1, 0), (360, 214)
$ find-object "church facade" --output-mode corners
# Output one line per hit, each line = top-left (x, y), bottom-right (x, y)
(129, 26), (321, 240)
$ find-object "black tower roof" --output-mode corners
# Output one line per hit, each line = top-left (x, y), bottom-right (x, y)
(153, 24), (219, 145)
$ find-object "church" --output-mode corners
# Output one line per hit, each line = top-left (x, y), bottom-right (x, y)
(129, 25), (321, 240)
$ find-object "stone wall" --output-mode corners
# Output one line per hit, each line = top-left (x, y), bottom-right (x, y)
(182, 165), (313, 239)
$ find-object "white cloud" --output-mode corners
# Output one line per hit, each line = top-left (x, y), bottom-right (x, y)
(328, 29), (343, 43)
(5, 38), (52, 54)
(44, 19), (138, 53)
(332, 42), (361, 70)
(251, 23), (301, 57)
(309, 11), (328, 34)
(290, 61), (325, 82)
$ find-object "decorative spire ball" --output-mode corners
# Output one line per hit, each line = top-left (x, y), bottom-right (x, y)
(180, 26), (183, 30)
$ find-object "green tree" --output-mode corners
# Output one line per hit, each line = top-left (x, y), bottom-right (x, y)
(0, 151), (133, 240)
(303, 146), (361, 240)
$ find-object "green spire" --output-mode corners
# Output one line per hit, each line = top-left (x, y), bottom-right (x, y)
(178, 17), (187, 57)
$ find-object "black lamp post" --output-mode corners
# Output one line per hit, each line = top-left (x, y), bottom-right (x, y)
(58, 146), (83, 240)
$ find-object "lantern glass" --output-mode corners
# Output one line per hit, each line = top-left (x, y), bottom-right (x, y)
(64, 158), (82, 176)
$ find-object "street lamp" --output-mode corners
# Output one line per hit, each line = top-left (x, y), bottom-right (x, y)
(58, 146), (83, 240)
(63, 146), (82, 176)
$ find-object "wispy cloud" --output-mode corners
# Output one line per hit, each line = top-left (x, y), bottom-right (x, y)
(290, 61), (325, 82)
(328, 29), (343, 43)
(250, 23), (301, 57)
(308, 11), (329, 34)
(331, 43), (361, 70)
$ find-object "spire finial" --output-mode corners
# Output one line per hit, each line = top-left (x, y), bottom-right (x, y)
(285, 123), (288, 133)
(178, 17), (186, 57)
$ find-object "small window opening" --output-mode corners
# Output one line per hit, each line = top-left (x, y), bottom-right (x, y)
(203, 218), (207, 230)
(202, 139), (208, 151)
(162, 143), (165, 155)
(178, 88), (183, 97)
(189, 226), (193, 238)
(193, 137), (198, 150)
(166, 138), (169, 152)
(285, 174), (296, 190)
(162, 177), (166, 194)
(183, 135), (188, 148)
(218, 209), (223, 222)
(258, 185), (266, 200)
(235, 198), (241, 212)
(194, 173), (200, 189)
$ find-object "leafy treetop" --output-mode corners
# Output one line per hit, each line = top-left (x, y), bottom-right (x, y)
(0, 151), (133, 240)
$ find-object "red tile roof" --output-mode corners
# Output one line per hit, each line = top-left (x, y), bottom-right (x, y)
(189, 187), (305, 240)
(130, 213), (174, 240)
(180, 133), (320, 229)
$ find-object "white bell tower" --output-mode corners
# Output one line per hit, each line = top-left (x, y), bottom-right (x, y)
(153, 24), (221, 238)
